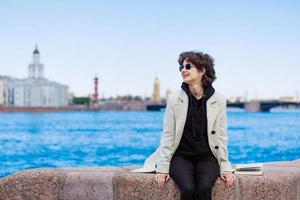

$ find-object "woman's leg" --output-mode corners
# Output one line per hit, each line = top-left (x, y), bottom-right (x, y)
(170, 155), (196, 200)
(194, 157), (219, 200)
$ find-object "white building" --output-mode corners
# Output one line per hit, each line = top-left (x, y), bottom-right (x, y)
(0, 78), (7, 105)
(0, 46), (69, 107)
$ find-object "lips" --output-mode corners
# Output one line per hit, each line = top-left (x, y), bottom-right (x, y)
(182, 73), (189, 78)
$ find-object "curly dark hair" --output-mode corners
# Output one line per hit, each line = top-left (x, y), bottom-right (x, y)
(178, 51), (216, 87)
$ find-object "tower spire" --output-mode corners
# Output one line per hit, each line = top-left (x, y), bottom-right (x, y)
(29, 44), (44, 78)
(92, 74), (99, 105)
(151, 73), (161, 103)
(33, 43), (39, 54)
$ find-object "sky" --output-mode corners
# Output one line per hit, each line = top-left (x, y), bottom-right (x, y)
(0, 0), (299, 100)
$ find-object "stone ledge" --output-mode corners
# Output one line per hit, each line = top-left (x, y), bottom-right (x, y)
(0, 160), (299, 200)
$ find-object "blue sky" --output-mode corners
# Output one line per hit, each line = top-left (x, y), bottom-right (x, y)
(0, 0), (299, 99)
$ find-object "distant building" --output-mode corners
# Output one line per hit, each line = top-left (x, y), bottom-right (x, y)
(92, 74), (99, 104)
(151, 75), (160, 102)
(279, 96), (297, 102)
(0, 45), (69, 107)
(165, 88), (172, 99)
(0, 79), (7, 105)
(228, 96), (243, 103)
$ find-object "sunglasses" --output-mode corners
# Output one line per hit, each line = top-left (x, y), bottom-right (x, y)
(179, 63), (194, 72)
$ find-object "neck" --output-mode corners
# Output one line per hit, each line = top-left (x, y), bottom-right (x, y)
(188, 83), (204, 99)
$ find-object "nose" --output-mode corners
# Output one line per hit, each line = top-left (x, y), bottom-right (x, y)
(181, 69), (188, 76)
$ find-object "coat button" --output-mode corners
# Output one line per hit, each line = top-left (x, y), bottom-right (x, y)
(215, 146), (219, 149)
(211, 130), (216, 134)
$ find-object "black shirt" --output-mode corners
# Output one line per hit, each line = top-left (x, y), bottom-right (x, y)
(174, 83), (215, 157)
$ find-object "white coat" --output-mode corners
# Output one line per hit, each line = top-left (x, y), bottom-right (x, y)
(131, 89), (232, 174)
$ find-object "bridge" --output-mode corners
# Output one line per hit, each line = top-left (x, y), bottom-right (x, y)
(227, 101), (300, 112)
(147, 101), (300, 112)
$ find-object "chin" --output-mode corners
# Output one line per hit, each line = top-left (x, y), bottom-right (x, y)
(183, 79), (191, 84)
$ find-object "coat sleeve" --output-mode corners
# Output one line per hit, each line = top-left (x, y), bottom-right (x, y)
(218, 98), (233, 173)
(155, 96), (175, 173)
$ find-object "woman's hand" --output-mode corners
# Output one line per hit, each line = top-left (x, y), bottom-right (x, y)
(155, 173), (170, 189)
(220, 172), (235, 188)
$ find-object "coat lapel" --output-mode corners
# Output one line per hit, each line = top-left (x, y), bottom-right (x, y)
(173, 90), (219, 142)
(173, 90), (188, 136)
(206, 93), (218, 134)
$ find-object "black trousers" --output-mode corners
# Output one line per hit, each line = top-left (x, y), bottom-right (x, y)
(170, 153), (220, 200)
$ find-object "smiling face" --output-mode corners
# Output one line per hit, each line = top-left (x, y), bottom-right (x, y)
(181, 59), (205, 86)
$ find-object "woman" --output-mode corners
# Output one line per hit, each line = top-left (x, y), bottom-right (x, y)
(132, 51), (235, 200)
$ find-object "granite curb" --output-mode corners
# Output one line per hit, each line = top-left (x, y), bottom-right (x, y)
(0, 160), (299, 200)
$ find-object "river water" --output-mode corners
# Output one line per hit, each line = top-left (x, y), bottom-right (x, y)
(0, 109), (299, 178)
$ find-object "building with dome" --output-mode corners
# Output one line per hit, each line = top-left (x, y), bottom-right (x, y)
(151, 75), (161, 103)
(0, 45), (69, 107)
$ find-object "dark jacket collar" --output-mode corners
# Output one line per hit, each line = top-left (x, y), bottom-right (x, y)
(180, 82), (215, 101)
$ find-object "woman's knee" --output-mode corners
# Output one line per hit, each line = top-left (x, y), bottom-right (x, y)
(196, 181), (214, 192)
(180, 183), (196, 194)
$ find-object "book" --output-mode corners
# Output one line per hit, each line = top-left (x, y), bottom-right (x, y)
(233, 163), (263, 175)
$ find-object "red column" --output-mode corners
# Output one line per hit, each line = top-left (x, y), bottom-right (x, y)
(93, 76), (99, 103)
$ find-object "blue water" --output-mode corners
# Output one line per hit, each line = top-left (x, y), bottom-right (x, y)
(0, 109), (300, 178)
